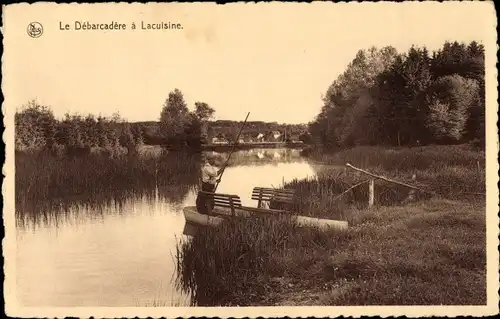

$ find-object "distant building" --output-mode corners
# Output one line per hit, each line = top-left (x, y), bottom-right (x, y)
(271, 131), (282, 140)
(212, 137), (229, 144)
(263, 130), (282, 142)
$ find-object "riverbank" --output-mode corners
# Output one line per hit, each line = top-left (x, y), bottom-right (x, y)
(175, 144), (486, 306)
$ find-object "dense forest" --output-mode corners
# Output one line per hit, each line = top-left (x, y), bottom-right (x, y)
(309, 40), (485, 150)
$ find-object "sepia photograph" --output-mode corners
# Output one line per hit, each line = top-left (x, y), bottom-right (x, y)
(2, 1), (499, 318)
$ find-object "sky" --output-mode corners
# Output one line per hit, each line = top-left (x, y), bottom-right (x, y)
(3, 2), (496, 124)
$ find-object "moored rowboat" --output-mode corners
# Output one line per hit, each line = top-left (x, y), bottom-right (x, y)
(183, 206), (227, 227)
(183, 206), (348, 231)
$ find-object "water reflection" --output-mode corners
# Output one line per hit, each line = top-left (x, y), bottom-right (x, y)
(15, 148), (316, 307)
(216, 162), (316, 206)
(16, 191), (193, 307)
(208, 148), (306, 167)
(16, 150), (201, 231)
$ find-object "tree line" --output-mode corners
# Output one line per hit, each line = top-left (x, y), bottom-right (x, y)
(15, 100), (144, 156)
(309, 41), (485, 150)
(14, 90), (215, 156)
(14, 88), (311, 157)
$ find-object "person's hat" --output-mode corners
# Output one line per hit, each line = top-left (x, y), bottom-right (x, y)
(205, 153), (217, 162)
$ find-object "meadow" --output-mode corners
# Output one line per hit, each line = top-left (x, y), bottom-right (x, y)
(175, 144), (486, 306)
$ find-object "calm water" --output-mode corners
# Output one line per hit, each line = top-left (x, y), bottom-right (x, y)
(16, 148), (318, 307)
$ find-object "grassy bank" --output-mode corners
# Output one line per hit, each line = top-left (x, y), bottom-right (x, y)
(175, 144), (486, 306)
(284, 144), (485, 220)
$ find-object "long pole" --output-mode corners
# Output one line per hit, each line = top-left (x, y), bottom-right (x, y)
(214, 112), (250, 191)
(345, 163), (438, 196)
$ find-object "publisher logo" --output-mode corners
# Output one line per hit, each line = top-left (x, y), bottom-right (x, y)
(27, 22), (43, 38)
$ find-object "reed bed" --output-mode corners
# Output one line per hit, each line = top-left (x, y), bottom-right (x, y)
(175, 214), (346, 306)
(15, 150), (201, 216)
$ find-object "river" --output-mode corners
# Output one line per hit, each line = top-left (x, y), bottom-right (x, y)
(15, 148), (319, 307)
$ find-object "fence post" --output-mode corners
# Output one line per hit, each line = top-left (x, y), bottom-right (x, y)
(368, 179), (375, 208)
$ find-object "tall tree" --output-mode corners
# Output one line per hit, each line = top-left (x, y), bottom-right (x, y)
(194, 102), (215, 121)
(424, 75), (480, 143)
(430, 41), (485, 142)
(159, 88), (190, 144)
(15, 100), (57, 152)
(377, 46), (432, 145)
(311, 46), (399, 148)
(193, 101), (216, 144)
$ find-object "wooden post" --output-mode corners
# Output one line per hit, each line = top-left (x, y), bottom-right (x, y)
(229, 196), (235, 217)
(258, 188), (263, 208)
(368, 179), (375, 208)
(407, 174), (416, 202)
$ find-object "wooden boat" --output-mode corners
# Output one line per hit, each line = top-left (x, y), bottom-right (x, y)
(183, 205), (348, 231)
(183, 206), (231, 227)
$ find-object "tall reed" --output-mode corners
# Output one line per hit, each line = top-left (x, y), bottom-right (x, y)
(175, 215), (346, 306)
(15, 149), (201, 216)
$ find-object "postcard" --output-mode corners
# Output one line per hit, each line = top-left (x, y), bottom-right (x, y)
(2, 1), (499, 318)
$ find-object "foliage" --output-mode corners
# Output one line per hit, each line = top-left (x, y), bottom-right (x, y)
(375, 46), (433, 146)
(194, 102), (215, 122)
(157, 89), (219, 148)
(14, 100), (142, 156)
(424, 75), (480, 143)
(15, 100), (57, 152)
(159, 88), (191, 145)
(309, 41), (485, 149)
(310, 46), (399, 148)
(193, 101), (216, 143)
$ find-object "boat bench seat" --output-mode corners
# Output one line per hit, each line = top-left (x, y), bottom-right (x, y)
(251, 187), (296, 210)
(199, 191), (242, 216)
